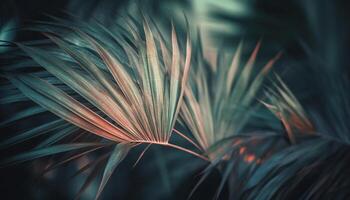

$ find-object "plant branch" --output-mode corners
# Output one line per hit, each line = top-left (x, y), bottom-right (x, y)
(172, 128), (203, 151)
(132, 140), (209, 162)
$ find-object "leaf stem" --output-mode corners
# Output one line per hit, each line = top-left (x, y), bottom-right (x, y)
(172, 128), (203, 151)
(132, 140), (209, 162)
(165, 143), (209, 162)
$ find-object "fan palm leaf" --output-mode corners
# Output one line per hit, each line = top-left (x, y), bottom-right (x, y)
(3, 16), (191, 144)
(261, 75), (315, 143)
(179, 39), (281, 155)
(241, 72), (350, 199)
(176, 38), (283, 199)
(244, 137), (350, 200)
(0, 15), (202, 199)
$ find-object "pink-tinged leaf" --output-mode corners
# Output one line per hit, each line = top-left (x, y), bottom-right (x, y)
(9, 74), (131, 142)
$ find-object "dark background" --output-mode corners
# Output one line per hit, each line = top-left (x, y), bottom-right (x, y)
(1, 0), (350, 199)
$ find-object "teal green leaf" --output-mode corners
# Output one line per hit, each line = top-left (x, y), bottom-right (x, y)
(1, 143), (101, 167)
(0, 119), (67, 149)
(95, 143), (131, 200)
(0, 106), (47, 126)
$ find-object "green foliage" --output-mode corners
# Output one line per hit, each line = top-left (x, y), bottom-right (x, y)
(180, 39), (281, 153)
(1, 1), (349, 199)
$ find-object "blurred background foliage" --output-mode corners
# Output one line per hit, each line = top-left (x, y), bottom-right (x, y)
(1, 0), (350, 199)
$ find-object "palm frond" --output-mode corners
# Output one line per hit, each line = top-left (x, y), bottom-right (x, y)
(176, 39), (282, 198)
(3, 16), (191, 144)
(1, 15), (194, 199)
(179, 39), (281, 154)
(1, 1), (348, 198)
(243, 137), (350, 199)
(262, 75), (314, 143)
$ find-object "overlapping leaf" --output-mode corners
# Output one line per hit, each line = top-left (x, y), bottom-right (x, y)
(1, 16), (193, 199)
(262, 75), (315, 143)
(180, 40), (281, 154)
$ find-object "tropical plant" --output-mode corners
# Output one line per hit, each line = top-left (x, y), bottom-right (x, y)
(1, 0), (349, 199)
(0, 15), (210, 199)
(0, 0), (17, 53)
(242, 75), (350, 199)
(179, 39), (281, 154)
